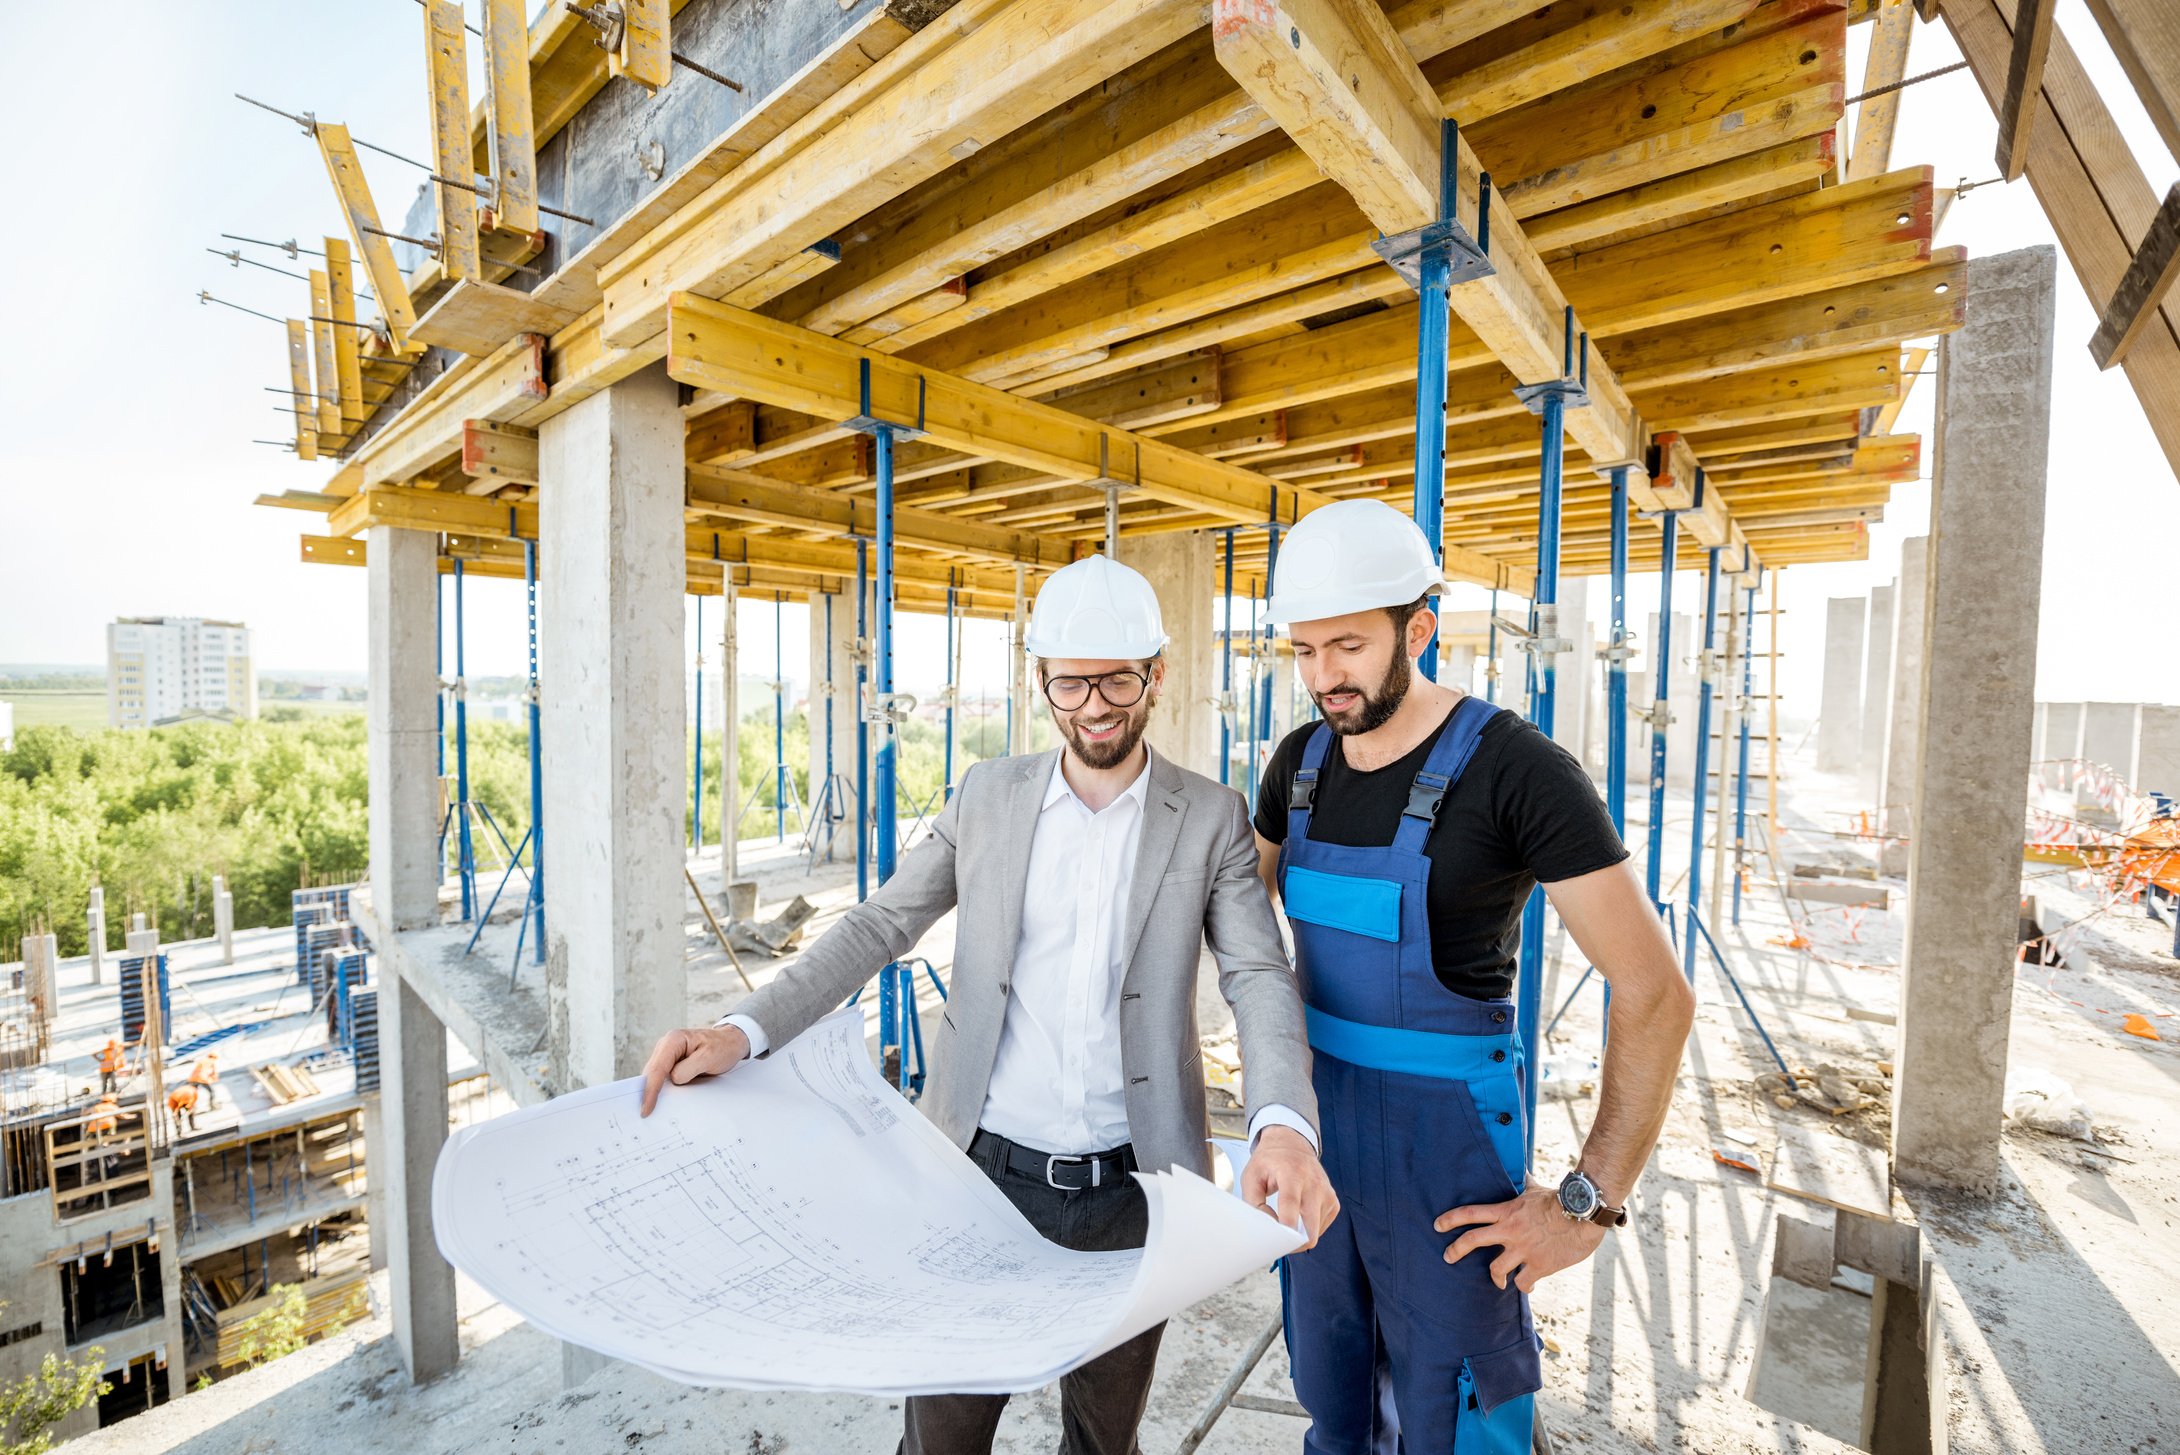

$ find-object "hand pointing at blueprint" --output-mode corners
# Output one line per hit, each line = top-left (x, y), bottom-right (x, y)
(432, 1010), (1303, 1394)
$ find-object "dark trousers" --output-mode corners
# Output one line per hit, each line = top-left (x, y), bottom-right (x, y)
(899, 1131), (1165, 1455)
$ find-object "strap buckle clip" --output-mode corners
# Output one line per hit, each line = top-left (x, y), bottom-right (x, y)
(1045, 1153), (1100, 1191)
(1402, 770), (1450, 822)
(1292, 768), (1319, 814)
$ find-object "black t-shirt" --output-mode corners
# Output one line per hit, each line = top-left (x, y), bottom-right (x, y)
(1253, 703), (1629, 1000)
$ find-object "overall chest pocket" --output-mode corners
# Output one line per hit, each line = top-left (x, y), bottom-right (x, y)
(1282, 864), (1402, 942)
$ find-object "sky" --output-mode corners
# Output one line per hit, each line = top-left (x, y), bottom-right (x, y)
(0, 2), (2174, 717)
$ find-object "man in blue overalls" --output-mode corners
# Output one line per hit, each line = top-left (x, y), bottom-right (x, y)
(1252, 500), (1695, 1453)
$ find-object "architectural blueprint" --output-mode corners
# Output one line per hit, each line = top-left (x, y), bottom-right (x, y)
(432, 1010), (1303, 1394)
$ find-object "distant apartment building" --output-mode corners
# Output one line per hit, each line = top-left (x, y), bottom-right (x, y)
(107, 617), (257, 728)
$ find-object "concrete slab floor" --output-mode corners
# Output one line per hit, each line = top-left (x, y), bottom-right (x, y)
(74, 739), (2180, 1454)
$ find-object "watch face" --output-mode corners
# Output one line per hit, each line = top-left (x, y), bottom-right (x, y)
(1558, 1172), (1598, 1219)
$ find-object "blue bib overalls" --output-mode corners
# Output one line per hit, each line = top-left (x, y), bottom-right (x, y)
(1277, 697), (1542, 1453)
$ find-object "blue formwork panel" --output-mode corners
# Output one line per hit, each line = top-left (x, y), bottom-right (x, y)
(330, 950), (369, 1046)
(117, 954), (172, 1044)
(349, 989), (380, 1093)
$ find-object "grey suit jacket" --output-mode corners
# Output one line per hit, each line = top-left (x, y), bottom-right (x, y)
(731, 745), (1317, 1178)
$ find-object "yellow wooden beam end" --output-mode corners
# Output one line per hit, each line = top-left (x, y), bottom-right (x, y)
(329, 483), (541, 540)
(1441, 540), (1516, 594)
(1872, 345), (1931, 435)
(1210, 0), (1444, 237)
(300, 534), (369, 568)
(424, 0), (483, 283)
(1849, 0), (1916, 181)
(309, 271), (340, 435)
(462, 420), (541, 484)
(613, 0), (671, 93)
(325, 238), (370, 424)
(666, 292), (1331, 529)
(1648, 431), (1700, 512)
(318, 123), (419, 347)
(686, 470), (1071, 571)
(482, 0), (539, 234)
(286, 320), (318, 462)
(255, 491), (341, 513)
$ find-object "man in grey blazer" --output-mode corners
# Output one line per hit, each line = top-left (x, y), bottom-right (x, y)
(641, 554), (1335, 1455)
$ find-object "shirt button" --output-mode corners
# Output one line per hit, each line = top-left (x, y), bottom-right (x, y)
(1491, 1049), (1506, 1063)
(1497, 1113), (1513, 1126)
(1491, 1011), (1508, 1025)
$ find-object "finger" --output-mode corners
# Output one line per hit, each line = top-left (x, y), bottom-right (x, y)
(1489, 1249), (1522, 1291)
(1434, 1203), (1498, 1235)
(638, 1037), (681, 1117)
(1444, 1225), (1504, 1265)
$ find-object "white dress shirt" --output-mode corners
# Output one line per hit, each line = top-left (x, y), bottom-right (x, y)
(729, 749), (1314, 1156)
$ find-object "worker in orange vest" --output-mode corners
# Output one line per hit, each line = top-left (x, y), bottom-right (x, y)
(167, 1084), (201, 1132)
(97, 1038), (126, 1095)
(88, 1093), (122, 1177)
(187, 1053), (220, 1109)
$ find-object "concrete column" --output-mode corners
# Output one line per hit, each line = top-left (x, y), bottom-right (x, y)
(2040, 700), (2085, 770)
(1878, 537), (1929, 875)
(130, 912), (146, 934)
(1123, 529), (1218, 778)
(1863, 583), (1897, 807)
(126, 927), (159, 960)
(2136, 705), (2180, 797)
(540, 362), (688, 1093)
(719, 583), (740, 883)
(807, 585), (862, 844)
(86, 886), (105, 986)
(1893, 246), (2055, 1194)
(1008, 568), (1030, 756)
(1548, 576), (1590, 766)
(21, 934), (56, 1023)
(1443, 643), (1477, 698)
(212, 875), (234, 965)
(1272, 646), (1298, 746)
(1817, 596), (1866, 772)
(380, 972), (458, 1380)
(2079, 701), (2141, 797)
(368, 526), (444, 932)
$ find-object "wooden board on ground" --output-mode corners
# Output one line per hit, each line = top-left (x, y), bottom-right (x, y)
(1767, 1124), (1890, 1220)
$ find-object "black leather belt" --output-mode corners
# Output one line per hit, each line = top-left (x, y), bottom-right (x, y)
(975, 1129), (1137, 1192)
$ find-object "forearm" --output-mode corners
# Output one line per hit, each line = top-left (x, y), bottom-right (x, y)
(1575, 971), (1694, 1204)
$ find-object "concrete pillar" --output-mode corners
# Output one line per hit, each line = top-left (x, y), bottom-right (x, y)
(126, 927), (159, 960)
(380, 973), (458, 1381)
(86, 886), (105, 986)
(212, 874), (234, 965)
(2079, 701), (2141, 797)
(1817, 596), (1866, 772)
(1443, 643), (1477, 698)
(1878, 537), (1929, 875)
(539, 362), (689, 1092)
(1549, 576), (1591, 766)
(1892, 246), (2055, 1194)
(2136, 705), (2180, 797)
(1273, 646), (1298, 746)
(368, 526), (444, 932)
(21, 934), (56, 1023)
(807, 584), (862, 845)
(1858, 584), (1895, 805)
(1123, 530), (1217, 778)
(719, 583), (740, 883)
(2040, 699), (2085, 775)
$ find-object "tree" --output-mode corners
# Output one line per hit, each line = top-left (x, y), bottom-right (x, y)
(0, 1346), (109, 1455)
(231, 1284), (309, 1369)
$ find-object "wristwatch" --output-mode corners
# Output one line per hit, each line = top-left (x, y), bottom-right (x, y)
(1556, 1170), (1628, 1228)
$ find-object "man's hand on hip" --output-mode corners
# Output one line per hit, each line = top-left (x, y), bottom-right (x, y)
(1243, 1125), (1339, 1251)
(1437, 1186), (1607, 1291)
(638, 1025), (750, 1116)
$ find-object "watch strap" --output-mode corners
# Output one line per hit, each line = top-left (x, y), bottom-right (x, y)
(1588, 1202), (1628, 1228)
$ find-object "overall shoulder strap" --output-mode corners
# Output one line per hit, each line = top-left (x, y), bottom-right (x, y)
(1392, 695), (1500, 852)
(1287, 723), (1335, 841)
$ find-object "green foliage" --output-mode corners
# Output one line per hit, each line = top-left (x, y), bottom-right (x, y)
(0, 1345), (109, 1455)
(231, 1285), (308, 1369)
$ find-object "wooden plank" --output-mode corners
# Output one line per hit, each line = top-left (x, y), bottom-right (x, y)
(2081, 0), (2180, 164)
(462, 421), (540, 484)
(598, 0), (1205, 350)
(356, 333), (548, 489)
(1995, 0), (2057, 180)
(1529, 136), (1838, 256)
(668, 292), (1331, 530)
(422, 0), (482, 283)
(683, 473), (1071, 570)
(2091, 183), (2180, 369)
(1438, 0), (1767, 123)
(316, 123), (418, 345)
(1630, 349), (1905, 433)
(309, 272), (339, 436)
(410, 276), (583, 356)
(1768, 1124), (1891, 1217)
(325, 238), (368, 425)
(1942, 0), (2180, 475)
(1849, 0), (1917, 180)
(613, 0), (671, 93)
(300, 535), (368, 568)
(286, 321), (317, 463)
(481, 0), (539, 234)
(1041, 352), (1224, 430)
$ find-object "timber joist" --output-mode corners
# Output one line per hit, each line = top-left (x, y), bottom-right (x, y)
(260, 0), (1971, 595)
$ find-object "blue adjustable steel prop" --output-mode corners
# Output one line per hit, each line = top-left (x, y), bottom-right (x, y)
(1683, 536), (1722, 982)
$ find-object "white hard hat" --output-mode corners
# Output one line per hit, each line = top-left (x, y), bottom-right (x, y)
(1267, 500), (1449, 625)
(1026, 554), (1169, 659)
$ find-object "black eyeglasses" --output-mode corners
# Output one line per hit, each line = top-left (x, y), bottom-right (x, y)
(1042, 670), (1149, 711)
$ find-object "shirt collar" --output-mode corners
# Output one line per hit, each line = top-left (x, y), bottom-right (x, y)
(1042, 746), (1154, 814)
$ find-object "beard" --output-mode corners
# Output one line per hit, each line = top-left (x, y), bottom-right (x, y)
(1061, 692), (1155, 770)
(1314, 651), (1412, 736)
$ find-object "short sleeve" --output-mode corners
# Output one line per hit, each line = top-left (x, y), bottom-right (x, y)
(1253, 725), (1310, 844)
(1490, 721), (1630, 883)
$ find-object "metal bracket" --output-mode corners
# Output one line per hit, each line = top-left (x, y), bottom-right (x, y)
(841, 358), (927, 440)
(1598, 641), (1638, 665)
(1369, 217), (1495, 292)
(1639, 701), (1676, 731)
(1512, 377), (1590, 415)
(1514, 603), (1571, 656)
(863, 692), (917, 725)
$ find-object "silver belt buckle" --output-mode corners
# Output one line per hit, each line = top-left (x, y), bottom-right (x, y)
(1045, 1153), (1097, 1190)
